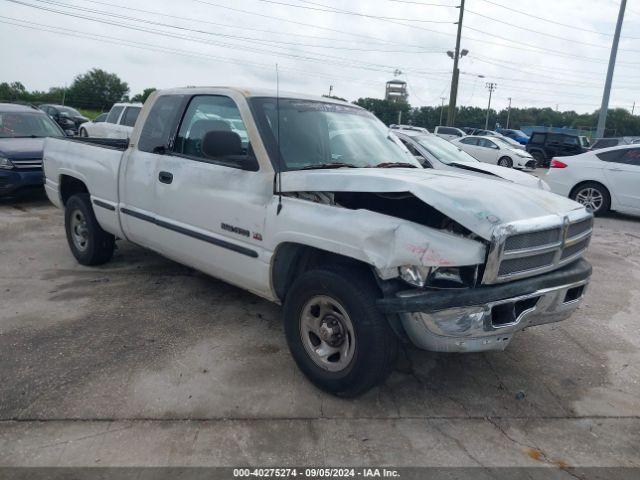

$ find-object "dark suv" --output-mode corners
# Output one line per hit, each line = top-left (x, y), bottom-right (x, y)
(526, 132), (589, 167)
(39, 104), (89, 134)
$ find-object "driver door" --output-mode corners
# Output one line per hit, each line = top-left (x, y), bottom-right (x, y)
(150, 94), (272, 295)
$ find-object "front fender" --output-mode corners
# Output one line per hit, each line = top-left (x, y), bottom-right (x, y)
(266, 196), (487, 272)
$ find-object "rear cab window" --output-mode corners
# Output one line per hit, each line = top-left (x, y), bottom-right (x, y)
(138, 95), (187, 153)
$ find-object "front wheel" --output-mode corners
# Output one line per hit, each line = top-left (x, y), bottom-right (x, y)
(65, 193), (115, 265)
(79, 128), (88, 137)
(498, 156), (513, 168)
(283, 266), (398, 397)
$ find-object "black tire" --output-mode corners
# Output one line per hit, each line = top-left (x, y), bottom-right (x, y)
(64, 193), (115, 265)
(283, 266), (398, 397)
(79, 128), (88, 137)
(570, 181), (611, 216)
(531, 151), (546, 168)
(498, 156), (513, 168)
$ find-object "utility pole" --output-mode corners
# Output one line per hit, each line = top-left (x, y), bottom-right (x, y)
(328, 85), (333, 97)
(506, 97), (512, 129)
(484, 82), (497, 130)
(398, 110), (402, 125)
(439, 97), (446, 125)
(446, 0), (466, 126)
(596, 0), (627, 138)
(632, 101), (636, 115)
(61, 85), (66, 106)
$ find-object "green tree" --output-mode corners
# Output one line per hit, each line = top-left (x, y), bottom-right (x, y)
(354, 97), (411, 126)
(66, 68), (129, 110)
(0, 81), (26, 101)
(131, 87), (157, 104)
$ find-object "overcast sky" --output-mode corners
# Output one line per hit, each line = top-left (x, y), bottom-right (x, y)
(1, 0), (639, 113)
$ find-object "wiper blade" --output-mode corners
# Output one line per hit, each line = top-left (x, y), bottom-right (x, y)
(373, 162), (418, 168)
(299, 162), (357, 170)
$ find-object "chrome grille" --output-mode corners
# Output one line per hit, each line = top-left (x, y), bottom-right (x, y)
(561, 237), (590, 260)
(504, 228), (561, 251)
(498, 252), (556, 276)
(567, 217), (593, 238)
(11, 158), (42, 169)
(483, 211), (593, 284)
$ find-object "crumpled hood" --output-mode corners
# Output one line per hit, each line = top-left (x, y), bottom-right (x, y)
(449, 162), (542, 188)
(0, 137), (45, 159)
(280, 168), (583, 240)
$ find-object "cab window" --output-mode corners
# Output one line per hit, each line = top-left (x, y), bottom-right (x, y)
(174, 95), (256, 170)
(120, 107), (141, 127)
(106, 106), (124, 124)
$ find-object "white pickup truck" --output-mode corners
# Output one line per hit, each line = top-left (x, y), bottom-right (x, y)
(43, 87), (593, 397)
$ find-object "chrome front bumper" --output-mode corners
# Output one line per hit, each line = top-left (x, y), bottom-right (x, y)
(399, 280), (588, 352)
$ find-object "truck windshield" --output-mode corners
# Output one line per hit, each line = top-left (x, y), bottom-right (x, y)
(250, 97), (419, 171)
(414, 134), (478, 165)
(0, 112), (64, 138)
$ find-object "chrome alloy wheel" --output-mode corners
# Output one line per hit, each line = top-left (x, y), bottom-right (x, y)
(299, 295), (356, 372)
(575, 187), (604, 212)
(70, 209), (89, 252)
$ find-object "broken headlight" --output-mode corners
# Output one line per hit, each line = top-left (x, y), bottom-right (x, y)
(398, 265), (478, 289)
(398, 265), (431, 287)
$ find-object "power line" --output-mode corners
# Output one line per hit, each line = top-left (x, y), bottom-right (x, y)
(67, 0), (440, 53)
(250, 0), (456, 23)
(463, 25), (640, 64)
(0, 16), (393, 91)
(26, 0), (442, 55)
(193, 0), (456, 44)
(473, 0), (640, 40)
(7, 0), (429, 75)
(465, 9), (640, 52)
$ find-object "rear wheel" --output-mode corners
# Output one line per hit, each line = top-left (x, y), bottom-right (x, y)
(283, 266), (398, 397)
(79, 128), (88, 137)
(571, 182), (611, 216)
(498, 156), (513, 168)
(65, 193), (115, 265)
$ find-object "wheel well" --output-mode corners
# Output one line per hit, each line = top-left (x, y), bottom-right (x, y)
(271, 243), (374, 302)
(60, 175), (89, 205)
(569, 180), (610, 200)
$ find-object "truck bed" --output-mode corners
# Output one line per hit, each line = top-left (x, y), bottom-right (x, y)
(62, 136), (129, 151)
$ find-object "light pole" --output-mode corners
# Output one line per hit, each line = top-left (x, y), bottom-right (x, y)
(506, 97), (512, 129)
(596, 0), (627, 138)
(485, 82), (497, 130)
(446, 0), (466, 126)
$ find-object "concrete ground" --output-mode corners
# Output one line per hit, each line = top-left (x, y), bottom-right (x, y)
(1, 189), (639, 470)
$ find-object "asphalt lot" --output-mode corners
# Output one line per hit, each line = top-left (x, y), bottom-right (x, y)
(1, 188), (639, 469)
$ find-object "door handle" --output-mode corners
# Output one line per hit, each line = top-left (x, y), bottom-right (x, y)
(608, 168), (623, 172)
(158, 171), (173, 184)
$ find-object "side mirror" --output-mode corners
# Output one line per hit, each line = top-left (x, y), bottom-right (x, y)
(202, 130), (242, 158)
(64, 129), (76, 137)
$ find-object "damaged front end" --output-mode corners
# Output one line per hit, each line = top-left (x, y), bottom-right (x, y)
(275, 168), (592, 353)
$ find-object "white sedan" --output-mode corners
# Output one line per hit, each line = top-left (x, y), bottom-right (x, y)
(451, 135), (537, 170)
(545, 145), (640, 216)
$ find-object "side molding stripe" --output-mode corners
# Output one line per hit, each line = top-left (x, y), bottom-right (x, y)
(93, 199), (116, 211)
(120, 207), (259, 258)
